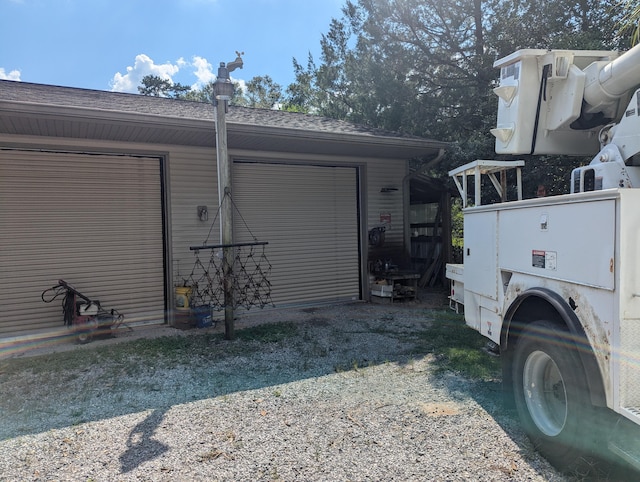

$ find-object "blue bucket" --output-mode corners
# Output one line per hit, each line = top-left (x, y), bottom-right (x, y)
(193, 305), (213, 328)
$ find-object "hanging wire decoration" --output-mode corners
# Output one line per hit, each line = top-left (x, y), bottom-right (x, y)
(187, 193), (273, 311)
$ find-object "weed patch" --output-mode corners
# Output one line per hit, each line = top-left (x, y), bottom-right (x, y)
(235, 322), (298, 343)
(414, 310), (500, 380)
(0, 322), (297, 380)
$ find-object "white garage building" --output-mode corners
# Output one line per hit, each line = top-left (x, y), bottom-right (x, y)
(0, 80), (447, 339)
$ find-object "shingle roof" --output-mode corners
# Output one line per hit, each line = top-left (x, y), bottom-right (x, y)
(0, 80), (448, 159)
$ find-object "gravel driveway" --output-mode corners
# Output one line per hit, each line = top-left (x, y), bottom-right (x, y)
(0, 298), (570, 481)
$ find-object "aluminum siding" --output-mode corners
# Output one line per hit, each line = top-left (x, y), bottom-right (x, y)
(0, 149), (165, 336)
(232, 161), (360, 305)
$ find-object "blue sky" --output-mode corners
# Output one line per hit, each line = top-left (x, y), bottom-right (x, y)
(0, 0), (345, 93)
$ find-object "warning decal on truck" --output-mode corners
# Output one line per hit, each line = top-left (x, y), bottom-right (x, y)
(532, 250), (557, 270)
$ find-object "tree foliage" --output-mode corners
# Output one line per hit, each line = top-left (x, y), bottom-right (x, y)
(282, 55), (317, 112)
(138, 75), (192, 98)
(243, 75), (283, 108)
(138, 74), (284, 109)
(283, 0), (630, 195)
(181, 80), (246, 105)
(618, 0), (640, 45)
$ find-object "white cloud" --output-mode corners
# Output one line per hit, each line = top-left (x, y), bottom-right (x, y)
(0, 68), (21, 81)
(109, 53), (249, 96)
(110, 54), (182, 93)
(233, 77), (247, 95)
(191, 56), (216, 89)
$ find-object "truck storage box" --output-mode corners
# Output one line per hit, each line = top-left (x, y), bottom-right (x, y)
(445, 263), (464, 313)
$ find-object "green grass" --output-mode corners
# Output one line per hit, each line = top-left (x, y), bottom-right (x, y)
(234, 321), (298, 343)
(414, 310), (500, 380)
(0, 321), (298, 378)
(0, 312), (497, 384)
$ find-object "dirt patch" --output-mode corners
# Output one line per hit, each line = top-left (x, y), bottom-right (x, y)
(419, 401), (461, 417)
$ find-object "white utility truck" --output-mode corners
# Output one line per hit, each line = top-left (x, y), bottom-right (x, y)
(446, 44), (640, 471)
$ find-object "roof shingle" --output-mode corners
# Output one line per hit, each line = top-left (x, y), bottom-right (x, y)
(0, 80), (447, 158)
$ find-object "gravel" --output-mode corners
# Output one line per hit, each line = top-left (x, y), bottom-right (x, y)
(0, 297), (569, 481)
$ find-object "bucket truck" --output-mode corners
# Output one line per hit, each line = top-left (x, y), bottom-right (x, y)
(446, 44), (640, 471)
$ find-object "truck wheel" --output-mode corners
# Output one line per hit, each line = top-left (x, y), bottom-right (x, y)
(512, 320), (593, 471)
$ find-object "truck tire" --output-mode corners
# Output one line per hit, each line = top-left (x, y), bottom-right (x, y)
(512, 320), (594, 471)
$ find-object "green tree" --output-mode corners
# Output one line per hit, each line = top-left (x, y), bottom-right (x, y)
(243, 75), (283, 108)
(618, 0), (640, 45)
(138, 75), (192, 98)
(182, 80), (246, 105)
(487, 0), (626, 53)
(140, 75), (283, 109)
(183, 81), (215, 103)
(287, 0), (625, 188)
(282, 55), (318, 113)
(286, 0), (499, 172)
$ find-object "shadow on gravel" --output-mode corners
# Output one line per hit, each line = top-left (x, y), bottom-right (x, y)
(2, 302), (423, 439)
(0, 298), (631, 480)
(119, 408), (169, 473)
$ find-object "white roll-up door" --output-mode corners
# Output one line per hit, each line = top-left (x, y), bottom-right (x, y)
(232, 162), (361, 306)
(0, 149), (166, 337)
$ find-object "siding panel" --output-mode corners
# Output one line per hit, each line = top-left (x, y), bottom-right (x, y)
(232, 162), (360, 306)
(0, 150), (165, 336)
(167, 146), (219, 286)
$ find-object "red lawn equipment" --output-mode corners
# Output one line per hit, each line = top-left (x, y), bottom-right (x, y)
(41, 279), (124, 344)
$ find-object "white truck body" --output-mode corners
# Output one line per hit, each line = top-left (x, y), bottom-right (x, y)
(446, 44), (640, 471)
(461, 189), (640, 420)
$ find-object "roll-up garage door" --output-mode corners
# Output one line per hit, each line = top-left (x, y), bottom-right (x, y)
(0, 149), (166, 337)
(232, 162), (360, 306)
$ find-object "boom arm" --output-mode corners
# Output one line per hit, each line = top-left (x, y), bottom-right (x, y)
(583, 43), (640, 116)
